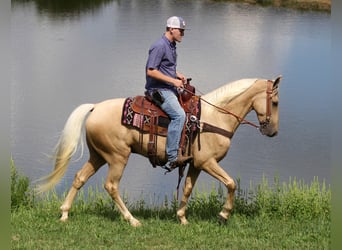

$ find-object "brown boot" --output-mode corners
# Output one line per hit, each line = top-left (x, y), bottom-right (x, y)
(176, 149), (193, 164)
(169, 149), (193, 169)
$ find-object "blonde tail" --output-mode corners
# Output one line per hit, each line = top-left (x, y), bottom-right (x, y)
(36, 103), (95, 193)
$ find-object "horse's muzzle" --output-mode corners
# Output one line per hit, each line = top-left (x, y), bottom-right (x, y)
(259, 121), (278, 137)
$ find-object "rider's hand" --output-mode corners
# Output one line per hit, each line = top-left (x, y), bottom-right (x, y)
(176, 72), (186, 84)
(173, 79), (184, 88)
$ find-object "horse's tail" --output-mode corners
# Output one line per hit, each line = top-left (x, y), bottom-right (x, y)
(36, 103), (95, 193)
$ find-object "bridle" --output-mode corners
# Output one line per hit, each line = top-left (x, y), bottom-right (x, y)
(259, 80), (274, 132)
(196, 79), (275, 131)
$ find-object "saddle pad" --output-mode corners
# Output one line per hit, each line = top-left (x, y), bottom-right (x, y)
(121, 97), (169, 136)
(121, 96), (201, 137)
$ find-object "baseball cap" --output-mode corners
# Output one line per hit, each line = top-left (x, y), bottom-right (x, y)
(166, 16), (188, 30)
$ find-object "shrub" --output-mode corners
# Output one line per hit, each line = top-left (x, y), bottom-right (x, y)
(255, 176), (331, 220)
(11, 158), (31, 210)
(234, 178), (260, 216)
(184, 183), (226, 220)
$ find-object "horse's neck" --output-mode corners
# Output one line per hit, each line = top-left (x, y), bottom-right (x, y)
(201, 79), (261, 133)
(203, 79), (256, 106)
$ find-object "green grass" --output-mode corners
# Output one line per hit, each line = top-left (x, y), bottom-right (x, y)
(11, 163), (331, 249)
(11, 209), (330, 249)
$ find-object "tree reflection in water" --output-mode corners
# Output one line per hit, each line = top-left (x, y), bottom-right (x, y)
(12, 0), (116, 19)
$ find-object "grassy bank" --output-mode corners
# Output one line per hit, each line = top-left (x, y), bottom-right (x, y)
(11, 162), (331, 249)
(11, 209), (330, 249)
(215, 0), (331, 12)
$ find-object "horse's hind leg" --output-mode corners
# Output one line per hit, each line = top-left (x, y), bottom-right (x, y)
(177, 164), (201, 225)
(60, 155), (105, 221)
(104, 154), (141, 227)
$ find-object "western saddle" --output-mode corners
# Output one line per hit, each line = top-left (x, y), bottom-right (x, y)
(121, 79), (200, 169)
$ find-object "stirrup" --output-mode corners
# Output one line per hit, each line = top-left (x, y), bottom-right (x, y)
(161, 164), (173, 174)
(161, 161), (181, 174)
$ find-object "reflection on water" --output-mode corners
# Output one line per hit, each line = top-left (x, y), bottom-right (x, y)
(12, 0), (115, 19)
(11, 0), (331, 203)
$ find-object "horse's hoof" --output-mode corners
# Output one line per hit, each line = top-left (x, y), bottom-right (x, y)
(177, 215), (189, 225)
(130, 218), (142, 227)
(218, 212), (228, 225)
(60, 217), (68, 222)
(60, 212), (69, 222)
(218, 215), (227, 225)
(180, 219), (189, 225)
(177, 210), (189, 225)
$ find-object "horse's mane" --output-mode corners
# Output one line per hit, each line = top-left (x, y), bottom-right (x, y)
(202, 78), (257, 106)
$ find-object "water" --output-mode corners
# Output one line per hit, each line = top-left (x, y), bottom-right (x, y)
(11, 0), (331, 202)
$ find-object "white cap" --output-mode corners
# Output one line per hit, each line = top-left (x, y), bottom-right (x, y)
(166, 16), (188, 30)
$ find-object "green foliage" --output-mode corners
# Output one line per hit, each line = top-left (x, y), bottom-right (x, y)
(184, 176), (331, 221)
(186, 184), (225, 220)
(10, 159), (32, 210)
(210, 0), (331, 12)
(11, 172), (331, 249)
(256, 0), (274, 6)
(185, 176), (331, 221)
(256, 176), (331, 220)
(10, 161), (331, 221)
(234, 178), (260, 216)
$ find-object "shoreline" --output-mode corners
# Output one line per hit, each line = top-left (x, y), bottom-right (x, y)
(215, 0), (331, 12)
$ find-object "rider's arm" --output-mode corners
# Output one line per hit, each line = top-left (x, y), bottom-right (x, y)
(147, 68), (184, 88)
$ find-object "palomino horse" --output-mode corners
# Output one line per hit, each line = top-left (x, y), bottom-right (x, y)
(38, 76), (282, 226)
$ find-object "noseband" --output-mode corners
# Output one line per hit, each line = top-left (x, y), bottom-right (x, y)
(259, 80), (274, 131)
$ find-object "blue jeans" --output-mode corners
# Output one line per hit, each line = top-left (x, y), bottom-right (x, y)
(159, 90), (186, 162)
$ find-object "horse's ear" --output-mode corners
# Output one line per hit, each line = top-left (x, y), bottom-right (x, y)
(273, 75), (282, 89)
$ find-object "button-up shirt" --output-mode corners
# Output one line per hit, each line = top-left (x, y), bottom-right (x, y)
(145, 35), (177, 93)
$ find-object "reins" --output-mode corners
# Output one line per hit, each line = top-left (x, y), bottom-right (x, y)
(181, 79), (275, 130)
(199, 97), (260, 129)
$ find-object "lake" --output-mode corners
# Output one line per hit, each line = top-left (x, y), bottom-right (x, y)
(11, 0), (331, 203)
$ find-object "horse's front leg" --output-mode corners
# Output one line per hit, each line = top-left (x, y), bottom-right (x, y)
(177, 164), (201, 225)
(202, 159), (236, 222)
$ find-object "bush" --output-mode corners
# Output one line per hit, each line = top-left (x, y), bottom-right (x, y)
(255, 176), (331, 220)
(234, 178), (260, 216)
(11, 158), (31, 210)
(187, 185), (225, 220)
(186, 176), (331, 221)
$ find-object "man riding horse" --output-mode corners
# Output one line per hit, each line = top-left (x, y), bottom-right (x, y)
(144, 16), (193, 170)
(36, 16), (282, 228)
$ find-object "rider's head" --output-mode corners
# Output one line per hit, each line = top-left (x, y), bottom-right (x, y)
(165, 16), (187, 42)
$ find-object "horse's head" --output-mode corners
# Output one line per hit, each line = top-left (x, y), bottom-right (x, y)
(253, 76), (282, 137)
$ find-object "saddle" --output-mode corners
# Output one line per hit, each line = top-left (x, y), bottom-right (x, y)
(121, 82), (200, 168)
